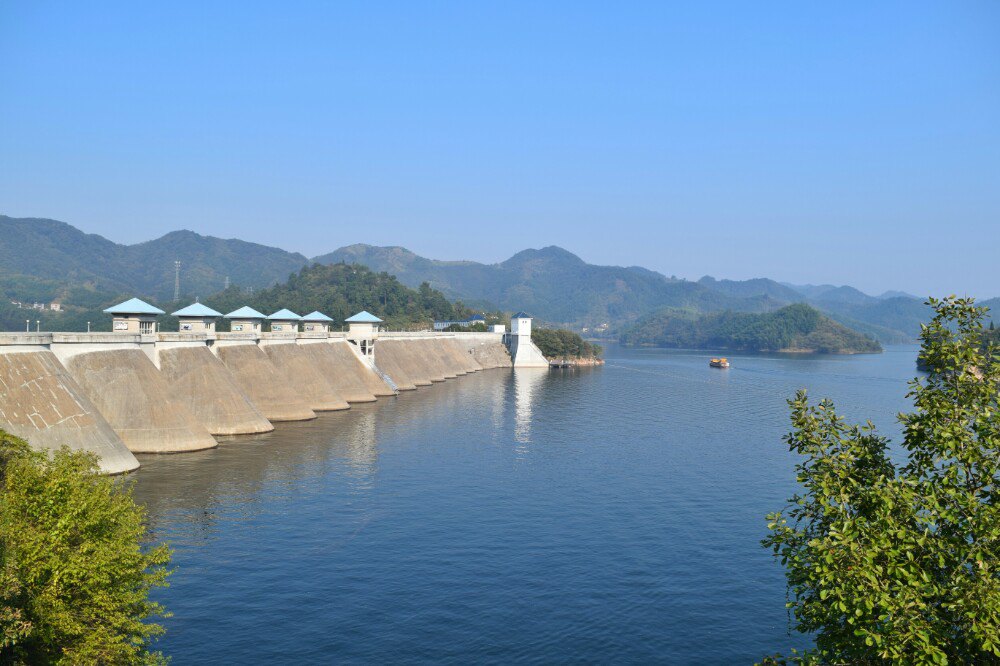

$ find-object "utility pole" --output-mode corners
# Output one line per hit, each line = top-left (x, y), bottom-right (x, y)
(87, 321), (91, 332)
(174, 260), (181, 301)
(25, 320), (29, 332)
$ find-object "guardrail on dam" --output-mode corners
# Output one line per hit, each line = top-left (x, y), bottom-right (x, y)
(0, 330), (512, 474)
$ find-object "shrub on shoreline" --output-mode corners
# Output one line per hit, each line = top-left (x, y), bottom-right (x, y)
(0, 431), (171, 664)
(763, 297), (1000, 663)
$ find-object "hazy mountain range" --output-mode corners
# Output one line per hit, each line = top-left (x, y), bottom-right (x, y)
(2, 215), (995, 341)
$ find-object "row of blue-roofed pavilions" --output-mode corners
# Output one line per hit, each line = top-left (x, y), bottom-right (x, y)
(7, 297), (494, 472)
(102, 297), (379, 335)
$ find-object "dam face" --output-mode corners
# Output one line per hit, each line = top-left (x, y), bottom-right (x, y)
(262, 342), (351, 412)
(312, 343), (379, 403)
(0, 346), (139, 474)
(0, 329), (513, 473)
(64, 349), (219, 454)
(158, 345), (274, 436)
(215, 343), (317, 421)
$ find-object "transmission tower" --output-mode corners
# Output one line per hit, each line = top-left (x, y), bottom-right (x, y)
(224, 275), (230, 290)
(173, 261), (181, 301)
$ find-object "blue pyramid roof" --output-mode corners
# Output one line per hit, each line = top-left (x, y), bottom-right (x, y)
(301, 310), (333, 322)
(512, 312), (531, 319)
(345, 310), (383, 323)
(224, 306), (266, 320)
(267, 308), (301, 321)
(103, 297), (165, 315)
(172, 302), (223, 318)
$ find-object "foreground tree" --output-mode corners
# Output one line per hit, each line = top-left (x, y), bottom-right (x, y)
(0, 430), (170, 665)
(764, 297), (1000, 664)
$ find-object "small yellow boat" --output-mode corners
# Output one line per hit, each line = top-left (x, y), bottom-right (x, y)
(709, 357), (730, 368)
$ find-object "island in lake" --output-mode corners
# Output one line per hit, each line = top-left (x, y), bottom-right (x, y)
(619, 303), (883, 354)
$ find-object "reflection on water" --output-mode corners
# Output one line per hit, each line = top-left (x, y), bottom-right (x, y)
(512, 368), (546, 447)
(133, 347), (919, 664)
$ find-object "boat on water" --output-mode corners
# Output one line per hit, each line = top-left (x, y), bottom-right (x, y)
(709, 357), (730, 368)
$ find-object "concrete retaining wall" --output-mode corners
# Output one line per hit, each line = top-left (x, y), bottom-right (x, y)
(308, 343), (377, 403)
(215, 344), (317, 421)
(340, 343), (396, 397)
(263, 343), (351, 411)
(453, 334), (512, 369)
(0, 328), (513, 472)
(0, 349), (140, 474)
(371, 343), (417, 391)
(157, 346), (274, 435)
(444, 338), (482, 373)
(378, 340), (429, 386)
(418, 339), (453, 380)
(64, 349), (219, 453)
(405, 341), (438, 385)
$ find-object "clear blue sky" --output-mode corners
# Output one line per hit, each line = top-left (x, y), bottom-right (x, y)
(1, 1), (998, 297)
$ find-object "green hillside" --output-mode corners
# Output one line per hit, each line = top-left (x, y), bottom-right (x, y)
(1, 215), (987, 343)
(0, 216), (307, 302)
(201, 263), (465, 331)
(0, 262), (463, 333)
(316, 244), (785, 328)
(620, 303), (882, 354)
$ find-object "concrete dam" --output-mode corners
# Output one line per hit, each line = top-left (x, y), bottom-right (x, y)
(0, 326), (522, 475)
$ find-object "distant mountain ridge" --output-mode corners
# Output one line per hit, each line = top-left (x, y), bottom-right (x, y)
(0, 216), (308, 302)
(2, 215), (992, 341)
(315, 243), (782, 327)
(314, 243), (951, 341)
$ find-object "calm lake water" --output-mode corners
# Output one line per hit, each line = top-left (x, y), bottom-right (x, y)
(132, 344), (920, 664)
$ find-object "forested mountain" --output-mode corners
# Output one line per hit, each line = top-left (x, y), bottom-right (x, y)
(620, 303), (882, 354)
(2, 215), (992, 341)
(202, 264), (464, 330)
(316, 244), (788, 328)
(313, 244), (945, 339)
(0, 216), (307, 302)
(0, 262), (462, 333)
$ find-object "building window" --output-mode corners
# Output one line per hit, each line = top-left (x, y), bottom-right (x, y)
(139, 320), (154, 334)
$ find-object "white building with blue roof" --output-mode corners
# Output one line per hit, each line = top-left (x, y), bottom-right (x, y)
(267, 309), (301, 333)
(301, 311), (334, 333)
(172, 302), (223, 332)
(345, 311), (383, 357)
(104, 297), (165, 334)
(224, 306), (266, 333)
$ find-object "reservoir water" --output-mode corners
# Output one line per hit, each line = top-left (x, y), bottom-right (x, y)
(132, 344), (920, 664)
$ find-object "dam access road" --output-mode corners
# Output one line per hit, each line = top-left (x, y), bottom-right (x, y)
(0, 329), (515, 474)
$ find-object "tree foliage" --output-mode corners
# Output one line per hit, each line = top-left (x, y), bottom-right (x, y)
(531, 328), (603, 360)
(0, 430), (171, 665)
(763, 296), (1000, 664)
(203, 263), (462, 331)
(621, 303), (881, 353)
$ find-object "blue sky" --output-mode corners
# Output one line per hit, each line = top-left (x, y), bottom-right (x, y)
(1, 1), (998, 297)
